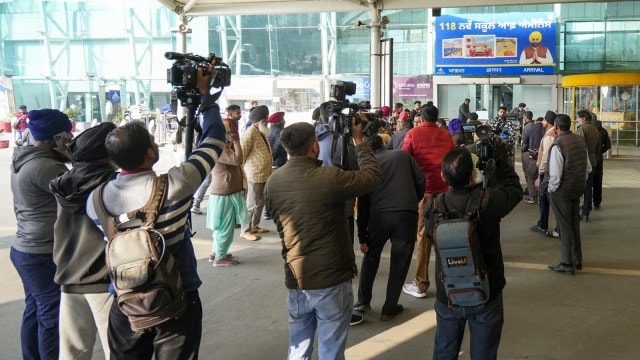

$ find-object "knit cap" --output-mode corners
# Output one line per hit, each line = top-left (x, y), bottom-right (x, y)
(68, 122), (117, 162)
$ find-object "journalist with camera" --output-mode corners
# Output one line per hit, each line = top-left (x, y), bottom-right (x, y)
(166, 51), (231, 157)
(426, 141), (522, 358)
(86, 60), (227, 359)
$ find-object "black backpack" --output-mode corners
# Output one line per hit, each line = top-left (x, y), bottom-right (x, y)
(92, 174), (187, 331)
(433, 189), (490, 307)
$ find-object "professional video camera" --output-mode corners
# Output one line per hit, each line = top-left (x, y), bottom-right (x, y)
(166, 51), (231, 108)
(321, 81), (381, 139)
(475, 124), (498, 172)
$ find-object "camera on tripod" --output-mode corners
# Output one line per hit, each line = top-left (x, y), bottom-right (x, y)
(165, 52), (231, 108)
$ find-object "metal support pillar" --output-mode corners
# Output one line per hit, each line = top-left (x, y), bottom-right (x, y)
(368, 1), (381, 108)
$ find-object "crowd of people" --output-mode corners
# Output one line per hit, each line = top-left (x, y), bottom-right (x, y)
(9, 83), (612, 359)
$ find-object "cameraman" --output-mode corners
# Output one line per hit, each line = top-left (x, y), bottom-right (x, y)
(426, 145), (522, 359)
(264, 118), (380, 359)
(86, 65), (226, 359)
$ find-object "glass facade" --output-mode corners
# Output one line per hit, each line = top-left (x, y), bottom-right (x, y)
(1, 1), (639, 124)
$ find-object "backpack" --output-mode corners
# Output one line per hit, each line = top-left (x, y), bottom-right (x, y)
(92, 174), (187, 331)
(433, 189), (490, 307)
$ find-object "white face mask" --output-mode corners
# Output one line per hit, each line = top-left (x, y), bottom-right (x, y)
(259, 123), (270, 137)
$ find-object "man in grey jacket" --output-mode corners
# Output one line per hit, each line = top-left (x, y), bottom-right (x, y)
(11, 109), (73, 360)
(50, 122), (117, 359)
(265, 119), (380, 360)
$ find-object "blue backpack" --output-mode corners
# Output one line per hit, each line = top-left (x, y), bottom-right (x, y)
(433, 190), (490, 307)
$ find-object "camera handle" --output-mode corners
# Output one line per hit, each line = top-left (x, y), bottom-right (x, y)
(482, 158), (495, 190)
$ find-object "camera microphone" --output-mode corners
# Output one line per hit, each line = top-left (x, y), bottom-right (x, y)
(165, 52), (185, 61)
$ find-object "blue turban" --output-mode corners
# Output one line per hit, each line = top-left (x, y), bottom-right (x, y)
(28, 109), (72, 141)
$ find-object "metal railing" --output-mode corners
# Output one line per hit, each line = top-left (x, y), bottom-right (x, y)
(599, 120), (640, 158)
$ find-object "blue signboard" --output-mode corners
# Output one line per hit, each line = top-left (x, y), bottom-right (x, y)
(434, 13), (556, 75)
(108, 90), (121, 103)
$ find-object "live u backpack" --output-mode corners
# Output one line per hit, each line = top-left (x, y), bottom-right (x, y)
(92, 174), (187, 331)
(433, 189), (490, 307)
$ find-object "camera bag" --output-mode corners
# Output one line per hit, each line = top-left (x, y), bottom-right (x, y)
(433, 189), (490, 307)
(92, 174), (187, 331)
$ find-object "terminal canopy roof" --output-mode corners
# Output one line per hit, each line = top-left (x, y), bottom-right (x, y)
(156, 0), (595, 16)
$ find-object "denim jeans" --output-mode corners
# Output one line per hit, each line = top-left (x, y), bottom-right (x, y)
(287, 280), (353, 360)
(433, 293), (504, 360)
(10, 247), (61, 360)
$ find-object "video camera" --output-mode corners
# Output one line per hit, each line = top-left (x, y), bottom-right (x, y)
(321, 81), (382, 139)
(166, 52), (231, 108)
(475, 125), (497, 172)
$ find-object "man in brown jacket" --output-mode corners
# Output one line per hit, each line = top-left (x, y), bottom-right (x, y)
(265, 119), (380, 360)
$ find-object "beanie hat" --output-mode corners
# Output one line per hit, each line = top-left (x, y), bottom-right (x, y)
(380, 106), (391, 117)
(544, 110), (557, 125)
(68, 122), (116, 162)
(28, 109), (72, 141)
(268, 111), (285, 124)
(420, 104), (439, 121)
(249, 105), (269, 123)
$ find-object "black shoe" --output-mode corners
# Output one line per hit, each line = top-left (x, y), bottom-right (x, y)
(575, 263), (583, 270)
(594, 205), (600, 210)
(380, 304), (404, 321)
(530, 224), (548, 234)
(350, 311), (364, 326)
(354, 302), (371, 312)
(548, 263), (575, 275)
(581, 215), (589, 222)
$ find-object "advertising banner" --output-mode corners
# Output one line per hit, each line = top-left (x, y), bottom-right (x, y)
(434, 13), (556, 76)
(393, 77), (433, 99)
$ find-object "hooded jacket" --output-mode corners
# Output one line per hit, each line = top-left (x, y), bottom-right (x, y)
(50, 162), (116, 293)
(11, 146), (68, 254)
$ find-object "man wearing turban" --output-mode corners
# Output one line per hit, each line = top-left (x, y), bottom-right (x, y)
(10, 108), (73, 359)
(519, 31), (554, 65)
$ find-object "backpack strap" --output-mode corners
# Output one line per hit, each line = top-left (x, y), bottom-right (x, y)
(463, 188), (485, 221)
(138, 174), (168, 228)
(91, 174), (169, 239)
(92, 183), (119, 240)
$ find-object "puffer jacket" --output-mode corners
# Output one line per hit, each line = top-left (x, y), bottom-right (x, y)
(265, 142), (380, 290)
(402, 122), (455, 194)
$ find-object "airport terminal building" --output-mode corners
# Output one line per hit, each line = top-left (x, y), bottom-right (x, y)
(0, 1), (639, 144)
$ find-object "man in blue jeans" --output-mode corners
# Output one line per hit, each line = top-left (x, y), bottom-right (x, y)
(11, 108), (73, 360)
(425, 146), (522, 359)
(265, 119), (380, 359)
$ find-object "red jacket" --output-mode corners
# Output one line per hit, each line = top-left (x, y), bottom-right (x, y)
(402, 122), (455, 194)
(16, 113), (28, 131)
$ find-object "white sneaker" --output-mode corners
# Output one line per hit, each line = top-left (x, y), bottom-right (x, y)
(402, 281), (427, 298)
(191, 205), (202, 214)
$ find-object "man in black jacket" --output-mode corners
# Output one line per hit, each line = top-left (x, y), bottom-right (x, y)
(355, 135), (425, 321)
(50, 122), (117, 359)
(427, 145), (522, 359)
(593, 117), (611, 209)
